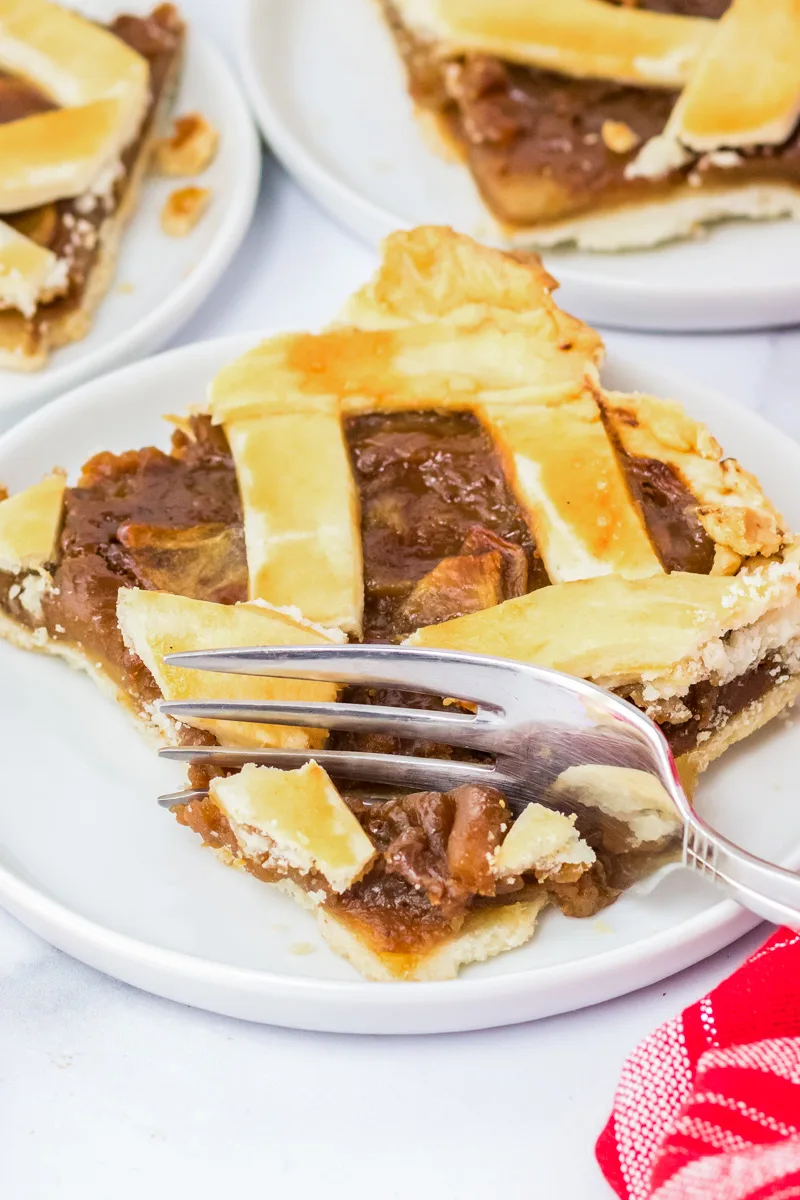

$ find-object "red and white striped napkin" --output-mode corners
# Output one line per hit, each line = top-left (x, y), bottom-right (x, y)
(597, 928), (800, 1200)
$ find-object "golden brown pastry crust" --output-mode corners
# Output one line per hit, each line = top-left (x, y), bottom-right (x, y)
(391, 0), (713, 88)
(0, 0), (150, 212)
(654, 0), (800, 154)
(407, 549), (800, 694)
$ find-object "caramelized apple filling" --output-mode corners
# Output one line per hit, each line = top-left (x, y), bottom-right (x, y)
(39, 416), (245, 705)
(344, 409), (548, 642)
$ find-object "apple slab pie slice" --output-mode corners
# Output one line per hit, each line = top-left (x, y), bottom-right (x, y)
(379, 0), (800, 249)
(1, 226), (799, 979)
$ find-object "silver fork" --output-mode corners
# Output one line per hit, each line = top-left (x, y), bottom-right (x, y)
(156, 643), (800, 929)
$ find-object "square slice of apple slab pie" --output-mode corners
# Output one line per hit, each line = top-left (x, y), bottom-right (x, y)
(1, 226), (798, 978)
(378, 0), (800, 249)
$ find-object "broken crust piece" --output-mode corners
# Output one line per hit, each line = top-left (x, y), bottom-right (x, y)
(160, 186), (211, 237)
(211, 763), (376, 894)
(116, 588), (345, 748)
(0, 470), (65, 574)
(547, 766), (682, 853)
(492, 803), (596, 882)
(154, 112), (219, 176)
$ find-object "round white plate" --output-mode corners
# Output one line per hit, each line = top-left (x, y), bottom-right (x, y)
(0, 0), (260, 416)
(240, 0), (800, 333)
(1, 335), (799, 1035)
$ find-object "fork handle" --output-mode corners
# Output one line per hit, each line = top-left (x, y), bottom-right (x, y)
(689, 830), (800, 930)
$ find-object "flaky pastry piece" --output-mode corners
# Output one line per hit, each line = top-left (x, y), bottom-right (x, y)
(154, 112), (219, 176)
(160, 187), (211, 237)
(409, 548), (800, 787)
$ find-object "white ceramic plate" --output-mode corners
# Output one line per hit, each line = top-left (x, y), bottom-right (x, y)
(1, 335), (799, 1035)
(240, 0), (800, 333)
(0, 0), (260, 416)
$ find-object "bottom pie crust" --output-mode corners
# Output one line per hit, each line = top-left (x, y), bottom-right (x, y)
(499, 182), (800, 253)
(212, 857), (549, 982)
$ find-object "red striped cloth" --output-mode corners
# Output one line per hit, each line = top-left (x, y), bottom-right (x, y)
(597, 929), (800, 1200)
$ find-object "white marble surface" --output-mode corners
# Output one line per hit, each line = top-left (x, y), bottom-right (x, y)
(3, 2), (800, 1196)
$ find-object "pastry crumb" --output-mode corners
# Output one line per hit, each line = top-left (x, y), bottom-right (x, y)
(154, 112), (219, 176)
(290, 942), (316, 956)
(116, 281), (135, 294)
(161, 187), (211, 237)
(601, 120), (640, 155)
(593, 919), (614, 934)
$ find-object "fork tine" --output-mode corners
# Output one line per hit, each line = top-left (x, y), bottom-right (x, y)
(157, 788), (208, 809)
(162, 645), (516, 707)
(158, 745), (509, 796)
(158, 699), (500, 751)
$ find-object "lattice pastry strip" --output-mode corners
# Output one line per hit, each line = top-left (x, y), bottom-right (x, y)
(225, 409), (364, 633)
(0, 0), (150, 212)
(392, 0), (713, 87)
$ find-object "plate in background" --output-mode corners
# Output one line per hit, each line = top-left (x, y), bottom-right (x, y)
(240, 0), (800, 333)
(0, 335), (798, 1034)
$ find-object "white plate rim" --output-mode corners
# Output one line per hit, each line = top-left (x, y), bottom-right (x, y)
(0, 24), (262, 413)
(237, 0), (800, 333)
(0, 333), (795, 1033)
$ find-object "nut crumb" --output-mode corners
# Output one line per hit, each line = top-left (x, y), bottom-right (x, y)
(601, 120), (640, 155)
(154, 112), (219, 176)
(161, 187), (211, 237)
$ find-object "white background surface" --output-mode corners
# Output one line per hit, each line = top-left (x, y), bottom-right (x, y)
(4, 0), (800, 1195)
